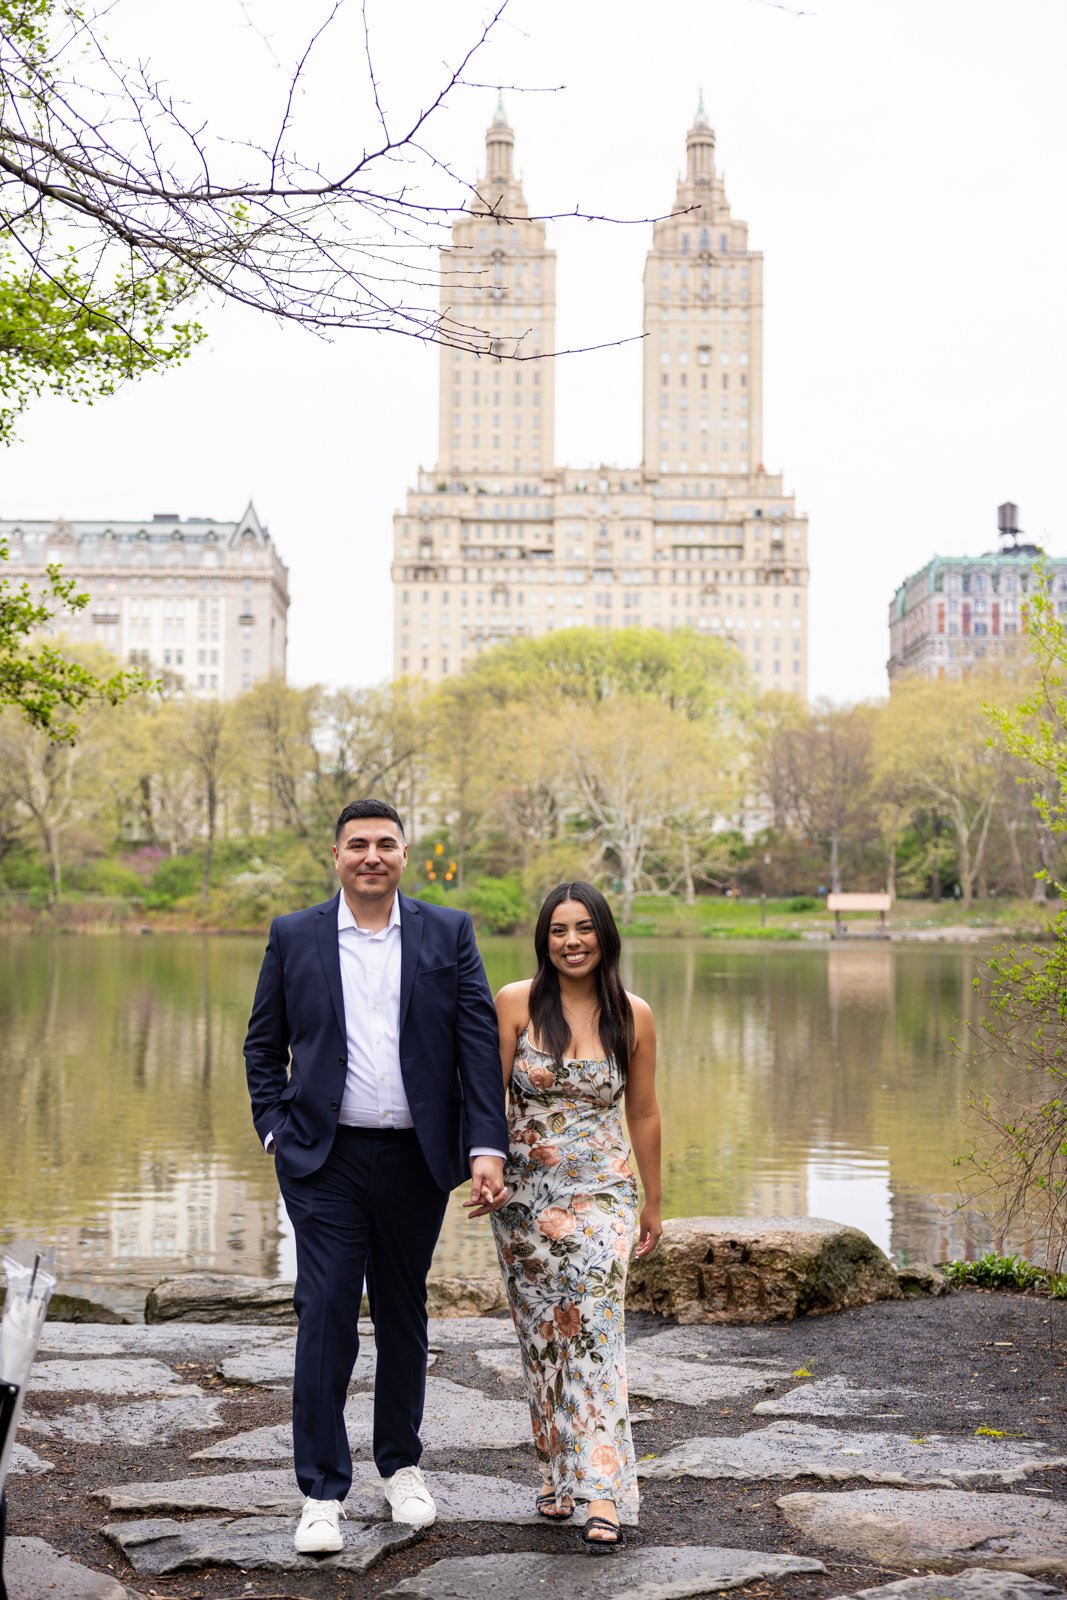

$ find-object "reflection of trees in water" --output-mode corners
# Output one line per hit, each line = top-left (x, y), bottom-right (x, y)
(0, 936), (1038, 1296)
(614, 942), (1031, 1261)
(0, 936), (279, 1294)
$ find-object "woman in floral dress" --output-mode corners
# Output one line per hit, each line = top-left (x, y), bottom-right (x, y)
(471, 882), (661, 1549)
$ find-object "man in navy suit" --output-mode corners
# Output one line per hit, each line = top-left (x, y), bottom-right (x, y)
(244, 798), (508, 1553)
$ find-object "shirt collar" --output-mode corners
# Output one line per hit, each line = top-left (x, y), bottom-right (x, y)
(337, 888), (402, 937)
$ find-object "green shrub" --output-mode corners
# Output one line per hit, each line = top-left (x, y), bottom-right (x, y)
(70, 859), (146, 898)
(944, 1250), (1067, 1296)
(217, 860), (289, 926)
(0, 852), (52, 894)
(413, 882), (448, 906)
(144, 854), (202, 909)
(785, 896), (818, 912)
(463, 875), (528, 934)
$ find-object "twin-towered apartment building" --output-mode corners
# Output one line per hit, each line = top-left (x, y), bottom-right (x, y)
(391, 100), (810, 693)
(4, 101), (812, 703)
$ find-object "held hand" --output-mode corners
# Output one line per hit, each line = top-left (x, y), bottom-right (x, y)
(633, 1202), (662, 1258)
(464, 1155), (508, 1220)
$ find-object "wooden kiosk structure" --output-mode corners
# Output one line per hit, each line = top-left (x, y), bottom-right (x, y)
(826, 892), (892, 939)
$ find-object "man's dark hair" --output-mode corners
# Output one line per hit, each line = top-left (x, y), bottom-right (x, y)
(334, 799), (406, 842)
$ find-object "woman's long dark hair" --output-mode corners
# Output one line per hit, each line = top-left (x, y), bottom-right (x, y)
(528, 882), (634, 1079)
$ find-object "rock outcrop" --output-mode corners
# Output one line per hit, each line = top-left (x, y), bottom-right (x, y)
(626, 1217), (903, 1324)
(145, 1272), (508, 1324)
(426, 1275), (508, 1317)
(145, 1275), (298, 1326)
(894, 1261), (950, 1298)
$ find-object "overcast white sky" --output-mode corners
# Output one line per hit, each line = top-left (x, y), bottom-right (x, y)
(3, 0), (1064, 703)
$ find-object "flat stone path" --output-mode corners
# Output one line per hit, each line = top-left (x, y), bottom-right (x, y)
(10, 1303), (1067, 1595)
(2, 1536), (134, 1599)
(103, 1513), (418, 1574)
(753, 1375), (933, 1417)
(27, 1356), (201, 1395)
(779, 1489), (1067, 1575)
(36, 1323), (290, 1358)
(475, 1343), (785, 1404)
(99, 1464), (544, 1523)
(640, 1420), (1067, 1487)
(6, 1443), (52, 1476)
(21, 1395), (225, 1445)
(191, 1378), (531, 1459)
(380, 1546), (826, 1599)
(837, 1572), (1065, 1600)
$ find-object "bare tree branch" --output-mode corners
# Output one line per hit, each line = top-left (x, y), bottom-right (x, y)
(1, 0), (683, 363)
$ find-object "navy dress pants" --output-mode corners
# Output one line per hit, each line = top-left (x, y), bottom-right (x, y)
(276, 1126), (450, 1500)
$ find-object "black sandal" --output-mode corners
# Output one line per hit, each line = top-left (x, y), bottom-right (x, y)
(581, 1515), (624, 1552)
(536, 1490), (574, 1521)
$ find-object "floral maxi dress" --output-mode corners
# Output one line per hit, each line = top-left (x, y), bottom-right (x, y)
(490, 1026), (639, 1521)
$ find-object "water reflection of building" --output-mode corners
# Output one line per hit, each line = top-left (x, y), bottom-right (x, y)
(746, 1170), (807, 1217)
(889, 1184), (1037, 1267)
(25, 1164), (281, 1313)
(826, 946), (894, 1007)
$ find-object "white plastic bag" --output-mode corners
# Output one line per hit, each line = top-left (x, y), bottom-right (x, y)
(0, 1244), (56, 1496)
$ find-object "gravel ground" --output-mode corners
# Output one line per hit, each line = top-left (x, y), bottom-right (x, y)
(5, 1290), (1066, 1600)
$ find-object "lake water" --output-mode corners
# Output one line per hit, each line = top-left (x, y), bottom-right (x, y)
(0, 934), (1028, 1318)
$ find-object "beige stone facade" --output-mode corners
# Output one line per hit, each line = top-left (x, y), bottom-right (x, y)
(887, 545), (1067, 680)
(0, 502), (289, 697)
(392, 101), (809, 694)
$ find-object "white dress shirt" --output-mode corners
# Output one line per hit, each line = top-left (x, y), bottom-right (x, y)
(337, 888), (410, 1127)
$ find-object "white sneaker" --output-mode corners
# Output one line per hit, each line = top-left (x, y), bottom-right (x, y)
(382, 1464), (436, 1526)
(294, 1496), (346, 1553)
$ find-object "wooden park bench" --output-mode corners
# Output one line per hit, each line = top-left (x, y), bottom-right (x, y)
(826, 892), (892, 939)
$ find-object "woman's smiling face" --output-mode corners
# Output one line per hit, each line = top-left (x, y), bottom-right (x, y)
(547, 899), (602, 978)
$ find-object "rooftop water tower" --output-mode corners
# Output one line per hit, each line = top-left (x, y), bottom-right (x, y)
(997, 501), (1021, 548)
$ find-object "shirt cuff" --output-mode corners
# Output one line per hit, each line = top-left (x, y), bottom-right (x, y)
(469, 1147), (507, 1161)
(264, 1132), (275, 1153)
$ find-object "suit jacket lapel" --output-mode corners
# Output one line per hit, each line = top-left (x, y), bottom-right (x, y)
(398, 893), (423, 1037)
(315, 899), (346, 1040)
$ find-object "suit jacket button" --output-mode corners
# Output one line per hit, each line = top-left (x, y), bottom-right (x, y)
(338, 1056), (346, 1066)
(330, 1101), (339, 1111)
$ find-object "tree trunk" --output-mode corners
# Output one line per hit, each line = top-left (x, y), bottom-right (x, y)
(970, 791), (998, 910)
(202, 775), (217, 898)
(1034, 819), (1054, 902)
(931, 812), (942, 901)
(681, 837), (695, 905)
(44, 824), (61, 902)
(621, 863), (635, 927)
(957, 823), (973, 910)
(1005, 819), (1029, 900)
(885, 834), (896, 901)
(829, 829), (842, 894)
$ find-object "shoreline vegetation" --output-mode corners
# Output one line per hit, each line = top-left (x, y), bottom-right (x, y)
(0, 885), (1060, 941)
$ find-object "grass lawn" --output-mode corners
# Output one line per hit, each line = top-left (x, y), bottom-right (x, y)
(618, 893), (1062, 940)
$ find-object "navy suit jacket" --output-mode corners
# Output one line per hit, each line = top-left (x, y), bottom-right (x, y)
(243, 891), (508, 1193)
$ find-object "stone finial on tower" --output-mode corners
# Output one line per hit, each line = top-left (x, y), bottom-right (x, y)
(686, 91), (715, 183)
(486, 94), (514, 184)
